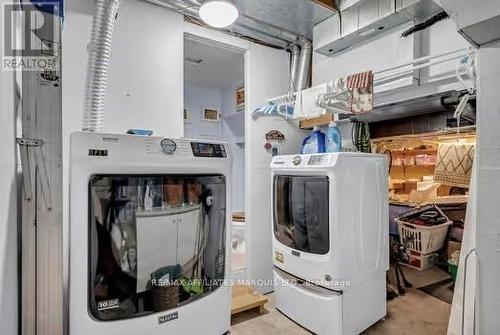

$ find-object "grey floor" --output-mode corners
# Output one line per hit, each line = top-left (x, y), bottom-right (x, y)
(231, 289), (451, 335)
(231, 266), (453, 335)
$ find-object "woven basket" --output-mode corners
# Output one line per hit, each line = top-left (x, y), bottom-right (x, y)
(152, 284), (179, 312)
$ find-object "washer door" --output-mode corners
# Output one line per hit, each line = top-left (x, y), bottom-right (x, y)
(273, 175), (330, 255)
(87, 174), (226, 321)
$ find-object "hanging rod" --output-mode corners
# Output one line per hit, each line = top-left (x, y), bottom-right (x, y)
(267, 47), (476, 106)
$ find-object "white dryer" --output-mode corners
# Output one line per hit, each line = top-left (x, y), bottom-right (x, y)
(69, 132), (231, 335)
(270, 153), (389, 335)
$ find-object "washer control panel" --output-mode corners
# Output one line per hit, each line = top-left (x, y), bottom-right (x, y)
(190, 142), (227, 158)
(156, 138), (226, 158)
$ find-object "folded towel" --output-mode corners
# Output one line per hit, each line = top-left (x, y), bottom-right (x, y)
(294, 83), (327, 119)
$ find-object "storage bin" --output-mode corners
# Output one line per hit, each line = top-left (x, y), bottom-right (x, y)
(396, 219), (452, 254)
(152, 284), (179, 312)
(400, 250), (438, 271)
(415, 154), (436, 166)
(448, 263), (458, 281)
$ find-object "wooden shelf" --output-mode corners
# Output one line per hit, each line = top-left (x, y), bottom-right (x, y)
(391, 149), (437, 155)
(392, 164), (436, 168)
(299, 113), (334, 129)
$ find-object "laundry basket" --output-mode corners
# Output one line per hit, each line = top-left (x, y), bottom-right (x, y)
(152, 283), (179, 312)
(396, 204), (452, 254)
(396, 220), (452, 254)
(400, 250), (439, 271)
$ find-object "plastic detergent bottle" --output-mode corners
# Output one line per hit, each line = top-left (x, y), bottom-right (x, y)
(301, 126), (326, 154)
(325, 121), (342, 152)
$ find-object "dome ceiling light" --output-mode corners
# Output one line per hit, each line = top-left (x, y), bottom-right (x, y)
(199, 0), (239, 28)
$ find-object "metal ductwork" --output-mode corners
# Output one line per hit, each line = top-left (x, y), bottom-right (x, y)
(295, 38), (312, 90)
(289, 44), (300, 91)
(435, 0), (500, 46)
(315, 0), (445, 56)
(142, 0), (313, 90)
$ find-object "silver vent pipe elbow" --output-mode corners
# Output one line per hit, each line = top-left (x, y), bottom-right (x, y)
(295, 38), (312, 91)
(290, 44), (300, 91)
(82, 0), (121, 132)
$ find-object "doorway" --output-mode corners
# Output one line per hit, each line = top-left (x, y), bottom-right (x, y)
(183, 34), (247, 278)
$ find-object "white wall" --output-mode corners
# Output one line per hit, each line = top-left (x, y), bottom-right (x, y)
(184, 85), (223, 140)
(245, 43), (307, 293)
(476, 40), (500, 334)
(62, 0), (184, 137)
(418, 19), (472, 88)
(0, 0), (18, 332)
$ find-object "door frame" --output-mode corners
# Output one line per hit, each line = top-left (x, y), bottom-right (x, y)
(183, 22), (251, 280)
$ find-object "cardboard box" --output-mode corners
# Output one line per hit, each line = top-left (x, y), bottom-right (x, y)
(447, 240), (462, 259)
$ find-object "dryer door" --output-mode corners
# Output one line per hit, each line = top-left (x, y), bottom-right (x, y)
(87, 174), (226, 321)
(273, 175), (330, 255)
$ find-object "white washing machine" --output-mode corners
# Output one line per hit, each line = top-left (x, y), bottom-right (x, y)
(270, 153), (389, 335)
(69, 132), (231, 335)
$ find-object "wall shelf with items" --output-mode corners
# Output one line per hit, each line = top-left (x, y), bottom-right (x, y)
(373, 127), (476, 205)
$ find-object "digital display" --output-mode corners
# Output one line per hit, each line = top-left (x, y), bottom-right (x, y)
(308, 155), (327, 165)
(191, 142), (226, 158)
(89, 149), (108, 157)
(198, 143), (215, 155)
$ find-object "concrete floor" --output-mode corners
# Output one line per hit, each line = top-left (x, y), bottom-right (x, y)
(231, 288), (451, 335)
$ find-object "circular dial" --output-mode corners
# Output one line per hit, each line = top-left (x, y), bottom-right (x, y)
(160, 138), (177, 154)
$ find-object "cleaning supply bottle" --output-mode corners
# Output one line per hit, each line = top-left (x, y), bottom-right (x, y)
(325, 121), (342, 152)
(301, 126), (326, 154)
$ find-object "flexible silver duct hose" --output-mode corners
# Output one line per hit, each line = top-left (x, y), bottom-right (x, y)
(82, 0), (120, 132)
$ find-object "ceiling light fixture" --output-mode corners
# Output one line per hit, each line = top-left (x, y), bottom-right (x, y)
(199, 0), (239, 28)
